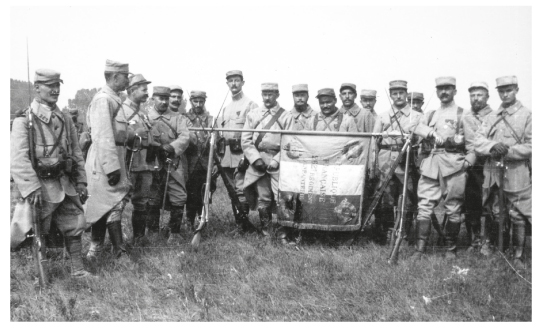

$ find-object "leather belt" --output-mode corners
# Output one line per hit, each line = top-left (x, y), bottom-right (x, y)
(379, 145), (403, 151)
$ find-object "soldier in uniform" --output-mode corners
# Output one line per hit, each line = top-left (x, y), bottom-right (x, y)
(85, 60), (134, 259)
(289, 84), (316, 126)
(462, 81), (494, 253)
(183, 91), (216, 235)
(147, 86), (190, 244)
(359, 89), (377, 115)
(122, 74), (156, 244)
(169, 85), (187, 114)
(68, 107), (84, 137)
(242, 83), (294, 237)
(219, 70), (259, 232)
(407, 92), (425, 113)
(372, 80), (423, 244)
(338, 83), (378, 134)
(474, 76), (531, 269)
(11, 69), (90, 277)
(411, 77), (476, 260)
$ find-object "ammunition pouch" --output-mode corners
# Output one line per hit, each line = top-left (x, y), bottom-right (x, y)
(420, 139), (434, 156)
(443, 137), (465, 154)
(36, 157), (65, 179)
(216, 137), (226, 157)
(237, 156), (250, 172)
(228, 138), (243, 153)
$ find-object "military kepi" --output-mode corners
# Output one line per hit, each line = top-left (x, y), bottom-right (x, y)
(34, 69), (63, 84)
(468, 81), (489, 92)
(128, 74), (151, 89)
(435, 76), (456, 87)
(190, 90), (207, 99)
(340, 83), (357, 93)
(360, 89), (377, 98)
(316, 88), (336, 98)
(169, 85), (183, 93)
(496, 76), (518, 88)
(389, 80), (407, 90)
(226, 70), (243, 79)
(292, 84), (309, 93)
(105, 59), (130, 73)
(408, 92), (424, 100)
(261, 83), (279, 91)
(153, 86), (171, 96)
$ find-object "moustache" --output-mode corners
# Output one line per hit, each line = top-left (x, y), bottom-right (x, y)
(50, 92), (60, 96)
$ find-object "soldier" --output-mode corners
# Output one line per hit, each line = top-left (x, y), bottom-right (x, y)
(147, 86), (190, 244)
(360, 89), (377, 114)
(407, 92), (425, 113)
(474, 76), (531, 269)
(462, 82), (494, 253)
(242, 83), (294, 237)
(412, 77), (475, 260)
(68, 107), (84, 137)
(122, 74), (156, 245)
(183, 91), (216, 234)
(169, 85), (187, 114)
(338, 83), (378, 133)
(289, 84), (316, 126)
(11, 69), (90, 277)
(85, 60), (134, 259)
(219, 70), (258, 232)
(372, 80), (423, 244)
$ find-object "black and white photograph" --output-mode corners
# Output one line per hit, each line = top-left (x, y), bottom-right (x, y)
(7, 1), (534, 322)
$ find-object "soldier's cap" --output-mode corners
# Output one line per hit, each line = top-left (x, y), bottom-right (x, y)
(495, 76), (518, 88)
(292, 84), (309, 93)
(104, 59), (130, 73)
(407, 91), (424, 100)
(261, 82), (279, 91)
(34, 69), (63, 85)
(360, 89), (377, 98)
(340, 83), (357, 93)
(316, 88), (336, 99)
(68, 107), (79, 114)
(226, 70), (243, 80)
(169, 85), (183, 93)
(190, 90), (207, 99)
(389, 80), (408, 90)
(153, 86), (171, 96)
(468, 81), (489, 92)
(128, 74), (151, 89)
(435, 76), (456, 87)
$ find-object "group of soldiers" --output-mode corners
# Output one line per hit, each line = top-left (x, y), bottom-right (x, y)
(10, 58), (531, 279)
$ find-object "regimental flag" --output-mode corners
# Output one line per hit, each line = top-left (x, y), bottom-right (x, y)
(277, 134), (370, 231)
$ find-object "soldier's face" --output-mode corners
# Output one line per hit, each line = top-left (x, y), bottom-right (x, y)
(35, 82), (60, 105)
(293, 92), (309, 109)
(339, 89), (356, 107)
(154, 95), (169, 112)
(227, 76), (244, 94)
(191, 97), (206, 113)
(319, 96), (337, 116)
(390, 89), (407, 107)
(360, 97), (376, 110)
(115, 73), (130, 92)
(436, 85), (456, 104)
(469, 88), (489, 112)
(261, 91), (279, 108)
(169, 91), (183, 110)
(497, 85), (518, 107)
(133, 84), (149, 104)
(409, 99), (424, 111)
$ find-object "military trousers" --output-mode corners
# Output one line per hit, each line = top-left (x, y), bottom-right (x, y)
(186, 168), (207, 213)
(483, 184), (530, 225)
(221, 167), (246, 203)
(128, 171), (158, 212)
(256, 170), (279, 209)
(416, 169), (467, 225)
(39, 195), (86, 237)
(463, 164), (485, 228)
(150, 168), (187, 208)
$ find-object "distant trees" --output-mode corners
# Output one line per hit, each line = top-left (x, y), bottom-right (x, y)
(10, 79), (33, 118)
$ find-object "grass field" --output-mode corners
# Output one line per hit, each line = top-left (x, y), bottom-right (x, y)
(10, 182), (532, 321)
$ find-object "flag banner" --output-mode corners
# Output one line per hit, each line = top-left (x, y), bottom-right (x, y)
(277, 134), (370, 231)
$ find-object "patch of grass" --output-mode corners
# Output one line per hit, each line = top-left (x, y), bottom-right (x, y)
(10, 182), (532, 321)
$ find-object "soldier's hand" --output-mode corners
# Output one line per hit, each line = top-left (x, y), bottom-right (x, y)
(107, 169), (121, 186)
(76, 183), (88, 204)
(463, 160), (471, 170)
(211, 165), (219, 176)
(161, 144), (176, 156)
(267, 160), (279, 171)
(490, 142), (509, 157)
(430, 131), (444, 146)
(252, 159), (267, 172)
(135, 127), (148, 140)
(28, 188), (42, 206)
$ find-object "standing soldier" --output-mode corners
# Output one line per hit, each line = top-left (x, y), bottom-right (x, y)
(372, 80), (422, 244)
(338, 83), (378, 133)
(412, 77), (476, 260)
(169, 85), (187, 114)
(122, 74), (155, 245)
(360, 89), (378, 115)
(289, 84), (316, 126)
(408, 92), (425, 113)
(85, 60), (134, 259)
(11, 69), (90, 277)
(242, 83), (294, 237)
(474, 76), (531, 269)
(219, 70), (258, 233)
(462, 81), (493, 252)
(183, 91), (216, 235)
(68, 107), (84, 137)
(147, 86), (190, 244)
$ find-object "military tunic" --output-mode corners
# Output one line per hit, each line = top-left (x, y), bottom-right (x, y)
(290, 105), (316, 127)
(339, 103), (378, 133)
(474, 100), (531, 221)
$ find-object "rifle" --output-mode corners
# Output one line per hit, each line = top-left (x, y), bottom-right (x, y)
(26, 38), (49, 287)
(497, 158), (507, 252)
(159, 158), (173, 236)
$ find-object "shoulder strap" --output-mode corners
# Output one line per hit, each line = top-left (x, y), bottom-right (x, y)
(456, 107), (464, 131)
(312, 114), (319, 129)
(486, 113), (508, 138)
(427, 110), (436, 127)
(337, 112), (344, 130)
(253, 111), (271, 130)
(254, 108), (285, 149)
(501, 116), (523, 144)
(126, 104), (140, 122)
(159, 117), (178, 139)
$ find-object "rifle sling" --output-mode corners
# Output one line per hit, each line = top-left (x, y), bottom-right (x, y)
(33, 111), (65, 157)
(254, 108), (285, 149)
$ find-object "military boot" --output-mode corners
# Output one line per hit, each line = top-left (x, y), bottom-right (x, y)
(258, 207), (272, 238)
(410, 220), (431, 261)
(87, 218), (107, 259)
(65, 235), (92, 278)
(444, 221), (461, 259)
(107, 221), (127, 258)
(131, 210), (148, 245)
(239, 203), (257, 233)
(512, 222), (526, 270)
(167, 206), (184, 245)
(186, 205), (198, 233)
(146, 206), (161, 242)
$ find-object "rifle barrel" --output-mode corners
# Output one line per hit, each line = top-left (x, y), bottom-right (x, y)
(188, 127), (407, 138)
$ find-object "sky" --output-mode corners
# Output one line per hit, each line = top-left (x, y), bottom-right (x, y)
(9, 4), (532, 115)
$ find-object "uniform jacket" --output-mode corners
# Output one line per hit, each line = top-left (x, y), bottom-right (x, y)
(11, 100), (86, 202)
(85, 85), (135, 225)
(183, 109), (214, 172)
(290, 105), (316, 127)
(339, 103), (378, 133)
(295, 109), (343, 131)
(122, 98), (156, 172)
(462, 104), (493, 167)
(219, 91), (258, 168)
(242, 102), (294, 188)
(414, 101), (475, 179)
